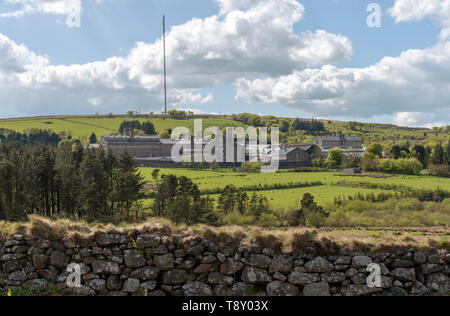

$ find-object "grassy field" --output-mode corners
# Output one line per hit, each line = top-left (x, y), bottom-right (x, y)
(139, 168), (450, 211)
(205, 186), (391, 209)
(0, 116), (248, 141)
(141, 168), (450, 191)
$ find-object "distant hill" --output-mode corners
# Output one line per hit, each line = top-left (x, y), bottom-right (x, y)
(0, 113), (445, 146)
(0, 114), (248, 142)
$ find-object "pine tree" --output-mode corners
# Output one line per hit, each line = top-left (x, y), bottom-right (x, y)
(89, 133), (98, 144)
(431, 143), (445, 165)
(445, 141), (450, 165)
(114, 151), (144, 220)
(142, 121), (156, 135)
(80, 149), (109, 220)
(55, 144), (80, 218)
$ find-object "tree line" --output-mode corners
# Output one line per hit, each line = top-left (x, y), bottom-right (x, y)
(292, 118), (325, 133)
(0, 128), (60, 147)
(118, 120), (156, 136)
(362, 141), (450, 176)
(316, 140), (450, 177)
(151, 173), (328, 227)
(231, 113), (325, 134)
(0, 141), (143, 222)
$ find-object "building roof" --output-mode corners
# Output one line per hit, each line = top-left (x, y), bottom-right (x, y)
(267, 147), (302, 156)
(316, 135), (362, 141)
(320, 136), (341, 140)
(102, 135), (161, 143)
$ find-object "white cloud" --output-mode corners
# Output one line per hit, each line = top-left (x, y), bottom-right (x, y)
(0, 0), (85, 27)
(236, 41), (450, 124)
(2, 0), (447, 127)
(394, 112), (446, 127)
(388, 0), (450, 39)
(0, 0), (353, 117)
(289, 30), (352, 65)
(235, 0), (450, 126)
(393, 112), (420, 126)
(0, 33), (48, 73)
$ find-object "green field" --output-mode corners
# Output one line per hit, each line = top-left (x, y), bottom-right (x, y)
(206, 186), (391, 209)
(140, 168), (450, 210)
(141, 168), (450, 191)
(0, 116), (248, 141)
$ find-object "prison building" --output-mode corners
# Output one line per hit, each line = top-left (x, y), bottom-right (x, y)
(312, 132), (365, 158)
(99, 135), (175, 159)
(312, 132), (363, 150)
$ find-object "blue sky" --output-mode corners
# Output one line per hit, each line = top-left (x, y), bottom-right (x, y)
(0, 0), (449, 127)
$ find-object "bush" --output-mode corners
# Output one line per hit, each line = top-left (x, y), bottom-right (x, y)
(304, 210), (327, 228)
(297, 193), (329, 227)
(258, 213), (282, 227)
(361, 153), (380, 171)
(395, 198), (423, 211)
(365, 143), (384, 158)
(428, 164), (450, 177)
(312, 159), (326, 168)
(326, 148), (344, 169)
(443, 198), (450, 207)
(158, 130), (171, 139)
(241, 161), (262, 173)
(221, 212), (256, 226)
(378, 158), (423, 175)
(397, 158), (423, 175)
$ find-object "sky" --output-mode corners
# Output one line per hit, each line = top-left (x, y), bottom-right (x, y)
(0, 0), (449, 128)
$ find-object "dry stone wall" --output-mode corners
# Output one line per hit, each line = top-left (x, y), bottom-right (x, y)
(1, 233), (449, 296)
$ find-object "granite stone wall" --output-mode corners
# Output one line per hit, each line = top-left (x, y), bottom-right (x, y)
(1, 232), (449, 296)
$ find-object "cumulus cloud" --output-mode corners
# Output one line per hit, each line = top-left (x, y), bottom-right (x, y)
(236, 0), (450, 126)
(0, 0), (353, 117)
(388, 0), (450, 39)
(0, 0), (84, 27)
(0, 33), (48, 73)
(236, 41), (450, 123)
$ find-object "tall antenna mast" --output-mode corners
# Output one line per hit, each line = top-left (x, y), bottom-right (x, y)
(163, 14), (167, 117)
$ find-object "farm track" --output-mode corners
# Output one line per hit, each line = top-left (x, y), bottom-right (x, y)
(58, 118), (115, 132)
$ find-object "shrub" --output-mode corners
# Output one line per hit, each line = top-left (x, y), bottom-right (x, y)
(326, 148), (344, 169)
(443, 198), (450, 207)
(158, 130), (171, 139)
(395, 198), (423, 211)
(257, 213), (281, 227)
(304, 210), (327, 228)
(221, 212), (256, 226)
(297, 193), (329, 227)
(241, 161), (262, 173)
(365, 143), (384, 158)
(361, 153), (380, 171)
(428, 164), (450, 177)
(378, 158), (422, 175)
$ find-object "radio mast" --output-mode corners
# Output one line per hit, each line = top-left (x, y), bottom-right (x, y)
(163, 15), (167, 117)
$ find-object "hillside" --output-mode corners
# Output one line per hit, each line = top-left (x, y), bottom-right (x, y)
(0, 113), (445, 146)
(0, 115), (249, 142)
